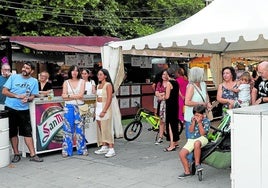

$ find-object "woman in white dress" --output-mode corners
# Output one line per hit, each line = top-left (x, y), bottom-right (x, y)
(81, 69), (96, 95)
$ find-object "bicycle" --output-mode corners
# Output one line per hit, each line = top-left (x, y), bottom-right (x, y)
(124, 101), (183, 141)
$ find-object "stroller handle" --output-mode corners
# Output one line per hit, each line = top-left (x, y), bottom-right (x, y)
(210, 125), (224, 133)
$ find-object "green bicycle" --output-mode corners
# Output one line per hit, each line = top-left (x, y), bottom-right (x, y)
(124, 102), (183, 141)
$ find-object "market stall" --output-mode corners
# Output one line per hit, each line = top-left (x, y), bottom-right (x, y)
(19, 95), (97, 157)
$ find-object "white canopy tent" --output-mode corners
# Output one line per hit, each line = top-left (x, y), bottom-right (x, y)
(101, 0), (268, 186)
(103, 0), (268, 89)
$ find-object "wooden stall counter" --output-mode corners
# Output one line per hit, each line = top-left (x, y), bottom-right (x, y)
(19, 95), (97, 157)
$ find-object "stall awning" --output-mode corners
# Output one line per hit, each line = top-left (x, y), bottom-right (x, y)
(14, 41), (101, 53)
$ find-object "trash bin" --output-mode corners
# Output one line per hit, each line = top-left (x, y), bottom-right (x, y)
(0, 110), (10, 168)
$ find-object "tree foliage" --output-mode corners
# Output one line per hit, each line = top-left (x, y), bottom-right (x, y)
(0, 0), (205, 39)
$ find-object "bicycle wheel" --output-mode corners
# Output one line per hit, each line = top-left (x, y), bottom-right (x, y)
(124, 121), (143, 141)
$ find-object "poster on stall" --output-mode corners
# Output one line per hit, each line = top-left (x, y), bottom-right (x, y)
(35, 101), (96, 152)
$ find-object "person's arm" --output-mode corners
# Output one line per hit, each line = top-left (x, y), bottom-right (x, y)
(189, 117), (196, 133)
(2, 87), (24, 99)
(61, 81), (70, 100)
(91, 80), (96, 94)
(163, 81), (172, 100)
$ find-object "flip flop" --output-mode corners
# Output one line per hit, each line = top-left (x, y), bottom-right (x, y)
(163, 147), (176, 152)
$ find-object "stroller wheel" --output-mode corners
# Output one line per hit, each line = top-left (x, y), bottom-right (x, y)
(197, 170), (203, 181)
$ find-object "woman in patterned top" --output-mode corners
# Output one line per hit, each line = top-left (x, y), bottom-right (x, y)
(217, 66), (239, 114)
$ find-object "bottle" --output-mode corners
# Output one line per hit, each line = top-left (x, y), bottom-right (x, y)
(50, 89), (54, 99)
(48, 89), (54, 100)
(25, 89), (30, 99)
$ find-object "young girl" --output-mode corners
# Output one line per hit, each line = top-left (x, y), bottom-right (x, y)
(94, 69), (115, 158)
(81, 69), (96, 95)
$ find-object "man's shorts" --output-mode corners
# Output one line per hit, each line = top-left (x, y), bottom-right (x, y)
(5, 106), (32, 138)
(183, 136), (208, 153)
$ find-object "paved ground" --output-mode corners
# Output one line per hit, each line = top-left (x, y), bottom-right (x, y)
(0, 121), (231, 188)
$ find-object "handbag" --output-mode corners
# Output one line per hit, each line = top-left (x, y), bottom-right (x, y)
(67, 80), (89, 116)
(78, 103), (89, 116)
(192, 83), (214, 121)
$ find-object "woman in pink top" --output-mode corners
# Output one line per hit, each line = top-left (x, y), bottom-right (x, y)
(175, 67), (189, 123)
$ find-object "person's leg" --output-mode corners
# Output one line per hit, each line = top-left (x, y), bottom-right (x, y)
(179, 148), (191, 174)
(62, 105), (74, 157)
(193, 140), (202, 165)
(75, 105), (88, 155)
(20, 110), (43, 162)
(7, 107), (19, 155)
(95, 120), (109, 154)
(10, 136), (19, 154)
(168, 124), (175, 149)
(24, 137), (36, 156)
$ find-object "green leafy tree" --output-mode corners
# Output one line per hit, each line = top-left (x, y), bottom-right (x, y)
(0, 0), (205, 38)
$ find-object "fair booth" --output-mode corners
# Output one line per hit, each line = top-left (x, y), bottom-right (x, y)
(101, 0), (268, 187)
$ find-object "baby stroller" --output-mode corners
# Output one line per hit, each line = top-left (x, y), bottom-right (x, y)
(191, 113), (231, 181)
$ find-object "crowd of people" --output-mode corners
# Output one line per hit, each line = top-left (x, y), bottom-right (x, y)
(1, 60), (268, 179)
(151, 61), (268, 179)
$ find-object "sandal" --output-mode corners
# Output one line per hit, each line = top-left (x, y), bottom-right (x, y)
(29, 155), (44, 162)
(163, 147), (176, 152)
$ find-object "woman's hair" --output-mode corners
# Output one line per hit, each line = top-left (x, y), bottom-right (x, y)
(188, 67), (204, 83)
(166, 68), (176, 78)
(40, 71), (49, 78)
(193, 104), (206, 115)
(81, 68), (92, 81)
(68, 65), (81, 79)
(222, 66), (236, 81)
(99, 68), (115, 93)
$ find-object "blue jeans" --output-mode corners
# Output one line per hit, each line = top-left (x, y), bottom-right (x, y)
(185, 121), (193, 163)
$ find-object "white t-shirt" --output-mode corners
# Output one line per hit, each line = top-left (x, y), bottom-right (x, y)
(238, 83), (250, 102)
(85, 80), (96, 95)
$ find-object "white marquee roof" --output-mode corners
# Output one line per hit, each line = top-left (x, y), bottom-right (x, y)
(109, 0), (268, 54)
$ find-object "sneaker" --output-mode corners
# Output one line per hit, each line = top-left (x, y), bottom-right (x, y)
(155, 137), (163, 145)
(196, 164), (203, 172)
(94, 146), (109, 155)
(105, 148), (116, 158)
(178, 173), (192, 179)
(29, 155), (43, 162)
(11, 154), (21, 163)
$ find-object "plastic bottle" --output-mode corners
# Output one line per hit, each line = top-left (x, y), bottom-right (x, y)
(50, 89), (54, 99)
(25, 89), (30, 99)
(48, 89), (54, 100)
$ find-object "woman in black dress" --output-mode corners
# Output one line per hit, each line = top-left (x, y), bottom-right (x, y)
(160, 68), (180, 152)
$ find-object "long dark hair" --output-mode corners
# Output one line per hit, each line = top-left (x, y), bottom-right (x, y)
(68, 65), (81, 79)
(81, 68), (92, 81)
(99, 68), (114, 93)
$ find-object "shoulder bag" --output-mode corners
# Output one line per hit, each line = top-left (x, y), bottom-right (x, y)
(67, 80), (89, 116)
(192, 83), (214, 121)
